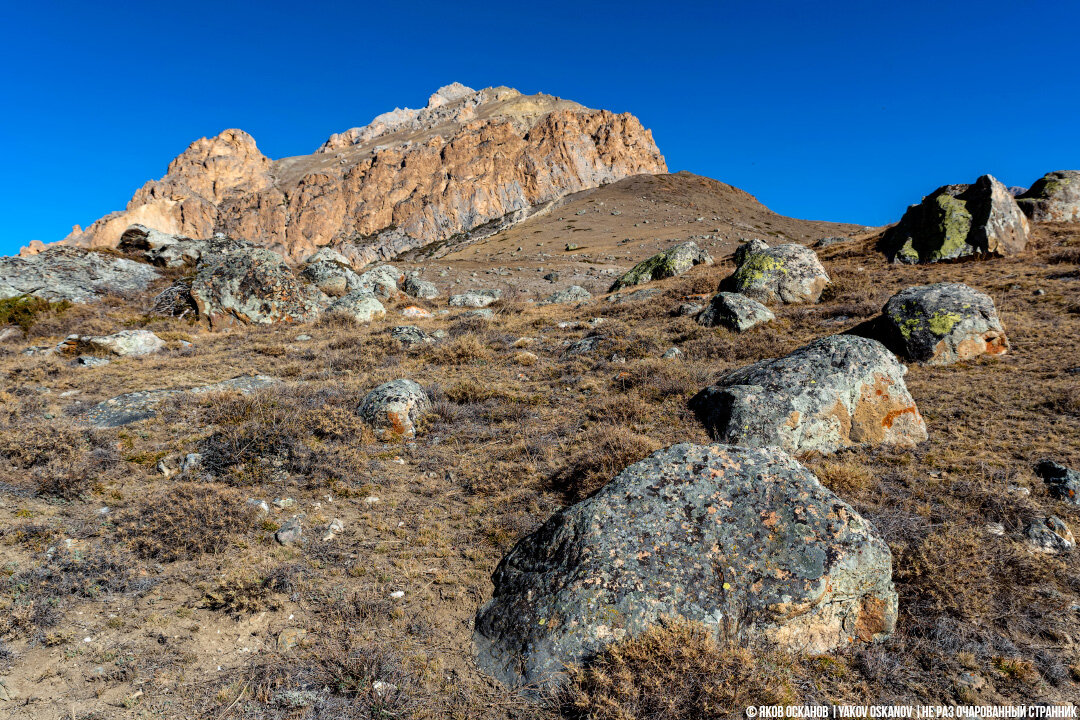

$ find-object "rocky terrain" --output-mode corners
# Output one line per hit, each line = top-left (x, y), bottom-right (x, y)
(2, 88), (1080, 718)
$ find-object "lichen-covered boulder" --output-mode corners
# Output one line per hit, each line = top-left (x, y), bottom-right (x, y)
(0, 246), (160, 304)
(720, 241), (829, 305)
(689, 335), (927, 455)
(57, 329), (165, 357)
(326, 291), (386, 323)
(190, 247), (326, 328)
(449, 289), (501, 307)
(118, 225), (250, 268)
(474, 443), (898, 688)
(1036, 460), (1080, 505)
(356, 265), (403, 298)
(1016, 171), (1080, 222)
(402, 272), (439, 299)
(696, 291), (775, 331)
(390, 325), (434, 348)
(875, 283), (1008, 365)
(540, 285), (592, 305)
(357, 379), (431, 438)
(608, 241), (713, 292)
(882, 174), (1030, 263)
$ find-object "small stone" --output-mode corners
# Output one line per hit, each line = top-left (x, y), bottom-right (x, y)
(275, 517), (302, 546)
(277, 627), (307, 652)
(1036, 460), (1080, 505)
(295, 334), (312, 341)
(1026, 516), (1074, 554)
(357, 379), (432, 439)
(273, 497), (296, 510)
(389, 590), (405, 599)
(662, 347), (683, 359)
(696, 292), (775, 332)
(246, 498), (270, 515)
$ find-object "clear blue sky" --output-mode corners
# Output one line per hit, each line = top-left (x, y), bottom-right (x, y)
(2, 0), (1078, 255)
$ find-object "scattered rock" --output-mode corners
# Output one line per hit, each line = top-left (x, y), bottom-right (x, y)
(275, 517), (302, 546)
(675, 302), (704, 317)
(813, 236), (849, 248)
(327, 292), (386, 323)
(74, 355), (110, 368)
(118, 224), (211, 268)
(356, 265), (403, 298)
(295, 334), (312, 342)
(402, 272), (439, 299)
(191, 246), (326, 328)
(540, 285), (592, 305)
(83, 374), (278, 428)
(475, 443), (897, 688)
(1016, 170), (1080, 222)
(246, 498), (270, 515)
(720, 240), (829, 305)
(449, 289), (501, 307)
(322, 518), (344, 542)
(563, 335), (605, 356)
(689, 335), (927, 455)
(1036, 460), (1080, 505)
(0, 246), (161, 304)
(300, 252), (362, 297)
(662, 347), (683, 359)
(543, 272), (560, 282)
(400, 305), (434, 319)
(57, 329), (165, 357)
(463, 308), (494, 319)
(277, 627), (307, 651)
(696, 292), (775, 332)
(1025, 516), (1074, 554)
(873, 283), (1008, 365)
(357, 379), (432, 438)
(882, 174), (1030, 263)
(609, 241), (713, 292)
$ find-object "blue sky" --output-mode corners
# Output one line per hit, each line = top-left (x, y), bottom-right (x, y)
(2, 0), (1078, 255)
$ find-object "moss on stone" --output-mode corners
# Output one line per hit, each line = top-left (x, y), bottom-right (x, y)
(927, 310), (962, 336)
(733, 252), (783, 285)
(928, 194), (973, 262)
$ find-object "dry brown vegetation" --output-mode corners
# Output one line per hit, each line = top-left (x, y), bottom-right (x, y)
(1, 214), (1080, 717)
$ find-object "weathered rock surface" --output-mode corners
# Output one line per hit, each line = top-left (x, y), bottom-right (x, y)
(57, 329), (165, 357)
(390, 325), (434, 348)
(299, 251), (362, 297)
(191, 247), (326, 328)
(720, 240), (829, 305)
(0, 247), (160, 303)
(357, 379), (431, 438)
(1016, 171), (1080, 222)
(326, 292), (386, 323)
(539, 285), (592, 305)
(882, 175), (1030, 263)
(449, 289), (501, 308)
(696, 292), (775, 331)
(402, 272), (439, 299)
(1026, 516), (1074, 554)
(689, 335), (927, 455)
(83, 375), (278, 428)
(355, 265), (403, 298)
(875, 283), (1008, 365)
(1036, 460), (1080, 505)
(608, 241), (712, 292)
(474, 443), (897, 688)
(41, 86), (666, 263)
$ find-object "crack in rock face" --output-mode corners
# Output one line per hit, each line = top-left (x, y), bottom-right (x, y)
(474, 443), (897, 688)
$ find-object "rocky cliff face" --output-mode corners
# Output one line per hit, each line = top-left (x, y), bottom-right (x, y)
(47, 85), (666, 262)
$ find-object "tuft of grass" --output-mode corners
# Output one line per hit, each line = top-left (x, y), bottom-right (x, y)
(552, 425), (662, 501)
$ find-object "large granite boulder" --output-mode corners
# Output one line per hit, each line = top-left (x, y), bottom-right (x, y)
(875, 283), (1008, 365)
(190, 247), (326, 328)
(1016, 171), (1080, 223)
(608, 241), (713, 292)
(720, 240), (829, 305)
(356, 265), (403, 298)
(689, 335), (927, 455)
(299, 249), (363, 297)
(402, 271), (439, 299)
(357, 379), (431, 438)
(882, 174), (1030, 263)
(475, 443), (898, 688)
(449, 289), (501, 308)
(696, 291), (775, 331)
(0, 246), (160, 304)
(540, 285), (592, 305)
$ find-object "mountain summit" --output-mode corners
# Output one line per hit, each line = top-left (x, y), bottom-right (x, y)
(42, 84), (666, 262)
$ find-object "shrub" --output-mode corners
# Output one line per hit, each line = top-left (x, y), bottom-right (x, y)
(0, 295), (71, 333)
(116, 483), (255, 561)
(0, 423), (119, 499)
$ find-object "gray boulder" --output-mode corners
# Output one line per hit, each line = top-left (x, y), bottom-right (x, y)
(609, 241), (713, 292)
(390, 325), (434, 348)
(449, 289), (501, 308)
(540, 285), (592, 305)
(1036, 460), (1080, 505)
(882, 174), (1030, 263)
(191, 247), (326, 328)
(300, 254), (362, 297)
(689, 335), (927, 455)
(696, 292), (775, 332)
(0, 247), (160, 304)
(357, 379), (432, 438)
(1026, 516), (1074, 554)
(356, 265), (403, 298)
(326, 292), (386, 323)
(83, 375), (278, 428)
(475, 443), (897, 688)
(1016, 171), (1080, 222)
(56, 329), (165, 357)
(875, 283), (1008, 365)
(720, 241), (829, 305)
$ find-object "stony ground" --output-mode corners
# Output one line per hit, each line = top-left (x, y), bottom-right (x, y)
(1, 176), (1079, 718)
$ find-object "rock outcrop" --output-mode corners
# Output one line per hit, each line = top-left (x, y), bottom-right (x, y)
(83, 375), (278, 428)
(39, 85), (667, 263)
(1016, 171), (1080, 222)
(882, 175), (1030, 263)
(720, 240), (829, 304)
(0, 247), (160, 303)
(689, 335), (927, 455)
(357, 379), (432, 438)
(873, 283), (1009, 365)
(475, 443), (897, 688)
(696, 291), (775, 332)
(608, 241), (712, 292)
